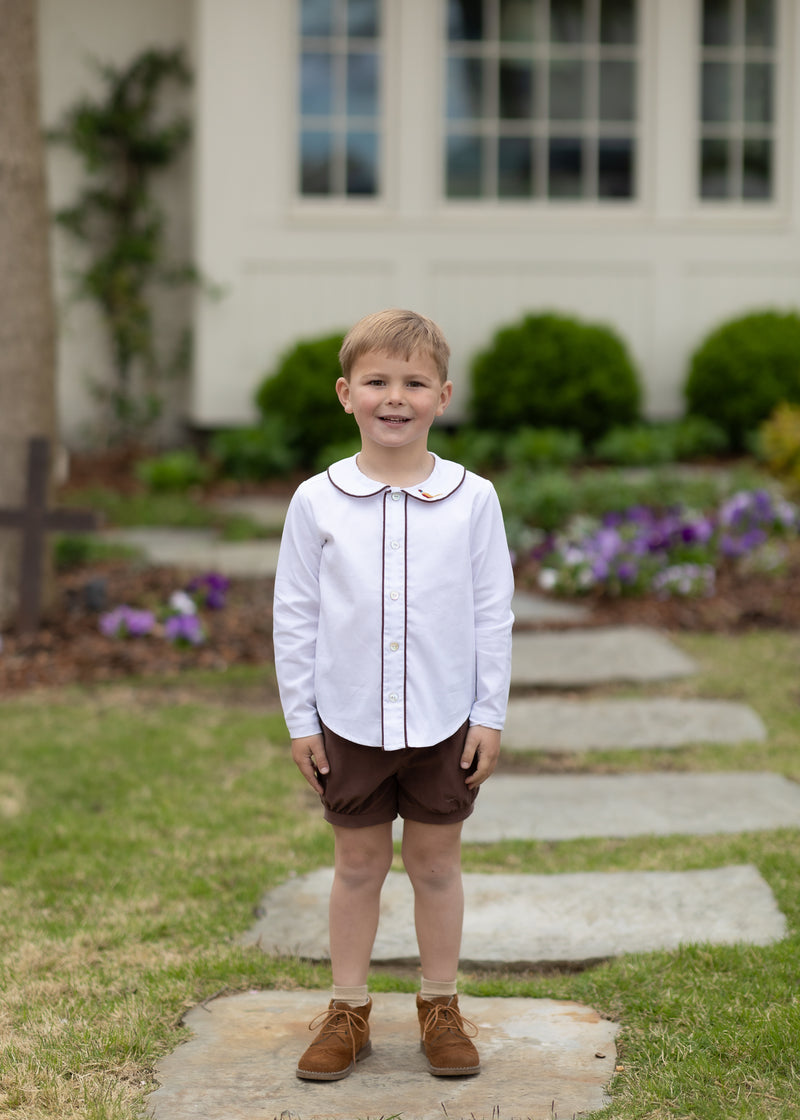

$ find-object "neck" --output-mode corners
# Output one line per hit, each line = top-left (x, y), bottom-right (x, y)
(356, 444), (434, 487)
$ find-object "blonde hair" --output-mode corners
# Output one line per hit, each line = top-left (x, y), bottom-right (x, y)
(339, 309), (451, 382)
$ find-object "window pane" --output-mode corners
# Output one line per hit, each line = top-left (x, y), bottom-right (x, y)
(498, 136), (534, 196)
(346, 130), (378, 193)
(500, 60), (535, 119)
(301, 0), (335, 37)
(347, 51), (379, 115)
(701, 61), (732, 122)
(702, 0), (733, 46)
(446, 134), (483, 196)
(549, 59), (584, 119)
(500, 0), (538, 41)
(745, 0), (775, 47)
(744, 62), (773, 124)
(301, 130), (333, 193)
(447, 56), (484, 119)
(301, 52), (334, 115)
(550, 0), (586, 43)
(743, 138), (772, 199)
(700, 137), (731, 198)
(600, 0), (636, 44)
(347, 0), (380, 37)
(599, 60), (635, 121)
(448, 0), (483, 41)
(598, 137), (633, 197)
(548, 136), (583, 196)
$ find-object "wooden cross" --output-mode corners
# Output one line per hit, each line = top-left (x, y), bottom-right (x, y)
(0, 436), (97, 633)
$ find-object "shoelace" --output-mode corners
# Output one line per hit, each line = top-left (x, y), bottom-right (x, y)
(422, 1001), (478, 1040)
(306, 1004), (369, 1063)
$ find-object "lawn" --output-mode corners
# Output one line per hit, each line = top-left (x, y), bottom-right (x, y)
(1, 629), (798, 1119)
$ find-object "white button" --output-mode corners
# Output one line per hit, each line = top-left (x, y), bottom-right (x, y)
(391, 491), (401, 501)
(389, 591), (400, 601)
(388, 693), (399, 702)
(390, 540), (401, 550)
(389, 641), (399, 652)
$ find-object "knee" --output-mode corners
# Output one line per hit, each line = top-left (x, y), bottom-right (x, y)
(402, 846), (461, 891)
(334, 840), (393, 890)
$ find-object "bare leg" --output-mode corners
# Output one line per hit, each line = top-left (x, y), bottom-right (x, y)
(401, 819), (464, 980)
(329, 822), (394, 986)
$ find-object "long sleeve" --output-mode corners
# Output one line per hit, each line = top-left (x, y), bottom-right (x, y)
(469, 484), (515, 730)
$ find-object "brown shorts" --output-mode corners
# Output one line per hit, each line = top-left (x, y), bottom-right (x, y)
(318, 720), (478, 828)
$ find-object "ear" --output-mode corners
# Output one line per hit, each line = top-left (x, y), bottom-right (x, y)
(436, 380), (454, 417)
(335, 376), (353, 413)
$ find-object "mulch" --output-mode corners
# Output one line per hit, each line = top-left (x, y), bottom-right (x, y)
(2, 451), (800, 696)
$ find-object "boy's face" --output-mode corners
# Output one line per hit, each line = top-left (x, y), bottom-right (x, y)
(336, 350), (452, 455)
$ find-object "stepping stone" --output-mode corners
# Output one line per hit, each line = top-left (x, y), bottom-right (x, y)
(512, 588), (591, 624)
(244, 864), (785, 966)
(210, 494), (290, 530)
(461, 772), (800, 841)
(102, 528), (281, 577)
(512, 625), (697, 686)
(148, 990), (619, 1120)
(503, 697), (766, 751)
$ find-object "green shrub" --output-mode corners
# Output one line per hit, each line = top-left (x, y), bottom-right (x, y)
(684, 310), (800, 450)
(429, 428), (507, 473)
(671, 415), (729, 460)
(255, 332), (349, 468)
(505, 427), (584, 469)
(314, 436), (363, 473)
(495, 468), (579, 532)
(210, 417), (299, 481)
(135, 449), (211, 492)
(470, 312), (641, 442)
(593, 424), (675, 466)
(757, 402), (800, 491)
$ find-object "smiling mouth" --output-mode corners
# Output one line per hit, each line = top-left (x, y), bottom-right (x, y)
(379, 416), (410, 424)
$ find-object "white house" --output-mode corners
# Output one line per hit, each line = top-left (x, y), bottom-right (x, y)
(40, 0), (800, 444)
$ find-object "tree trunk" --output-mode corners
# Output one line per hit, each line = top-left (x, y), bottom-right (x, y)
(0, 0), (58, 628)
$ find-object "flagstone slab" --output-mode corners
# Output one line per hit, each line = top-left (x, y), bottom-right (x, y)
(512, 588), (592, 624)
(461, 772), (800, 841)
(511, 626), (697, 686)
(102, 528), (281, 577)
(148, 990), (619, 1120)
(503, 697), (766, 751)
(210, 494), (290, 529)
(244, 864), (785, 966)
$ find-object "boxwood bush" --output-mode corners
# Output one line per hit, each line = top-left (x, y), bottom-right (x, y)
(469, 312), (641, 442)
(684, 310), (800, 451)
(255, 332), (349, 468)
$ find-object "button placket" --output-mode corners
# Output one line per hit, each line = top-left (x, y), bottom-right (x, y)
(383, 491), (406, 743)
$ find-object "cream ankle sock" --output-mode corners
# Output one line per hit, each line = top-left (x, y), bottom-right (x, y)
(332, 984), (369, 1007)
(420, 977), (458, 999)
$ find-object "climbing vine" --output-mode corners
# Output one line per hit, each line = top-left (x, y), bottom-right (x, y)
(48, 48), (204, 444)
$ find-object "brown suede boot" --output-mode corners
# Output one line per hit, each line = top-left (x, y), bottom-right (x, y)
(417, 994), (480, 1076)
(296, 998), (372, 1081)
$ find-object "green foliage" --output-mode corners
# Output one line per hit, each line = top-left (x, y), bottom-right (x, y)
(313, 436), (363, 473)
(48, 48), (203, 444)
(53, 534), (140, 571)
(209, 417), (299, 481)
(505, 426), (584, 469)
(757, 402), (800, 492)
(255, 333), (349, 468)
(685, 310), (800, 451)
(135, 449), (210, 492)
(671, 415), (730, 460)
(470, 312), (641, 441)
(594, 423), (677, 466)
(428, 427), (507, 474)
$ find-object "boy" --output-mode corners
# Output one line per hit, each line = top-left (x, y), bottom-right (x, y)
(272, 309), (514, 1081)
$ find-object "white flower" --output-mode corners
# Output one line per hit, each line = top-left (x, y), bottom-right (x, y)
(169, 590), (198, 615)
(538, 568), (558, 591)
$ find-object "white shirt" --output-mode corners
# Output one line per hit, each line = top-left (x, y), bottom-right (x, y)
(273, 454), (515, 751)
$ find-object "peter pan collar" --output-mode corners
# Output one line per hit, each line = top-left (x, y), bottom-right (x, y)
(327, 453), (466, 502)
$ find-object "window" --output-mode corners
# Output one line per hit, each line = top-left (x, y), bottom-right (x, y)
(698, 0), (777, 201)
(298, 0), (383, 197)
(445, 0), (640, 201)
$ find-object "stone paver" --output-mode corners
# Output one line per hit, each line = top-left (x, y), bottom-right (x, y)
(512, 588), (591, 624)
(244, 864), (785, 966)
(102, 528), (281, 577)
(459, 772), (800, 841)
(503, 696), (766, 751)
(210, 494), (290, 529)
(511, 626), (697, 686)
(148, 990), (619, 1120)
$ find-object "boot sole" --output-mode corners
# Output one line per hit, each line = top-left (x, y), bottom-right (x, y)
(296, 1040), (372, 1081)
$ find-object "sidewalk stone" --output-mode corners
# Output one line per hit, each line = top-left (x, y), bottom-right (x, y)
(460, 772), (800, 841)
(102, 527), (281, 577)
(511, 626), (697, 686)
(244, 864), (785, 966)
(511, 588), (591, 624)
(148, 990), (620, 1120)
(503, 697), (766, 751)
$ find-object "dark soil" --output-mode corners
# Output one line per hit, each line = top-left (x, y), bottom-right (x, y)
(2, 451), (800, 696)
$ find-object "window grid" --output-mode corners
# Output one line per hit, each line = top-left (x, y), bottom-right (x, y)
(445, 0), (641, 202)
(698, 0), (777, 202)
(298, 0), (383, 198)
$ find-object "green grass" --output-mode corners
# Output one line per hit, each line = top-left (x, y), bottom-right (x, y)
(1, 633), (799, 1118)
